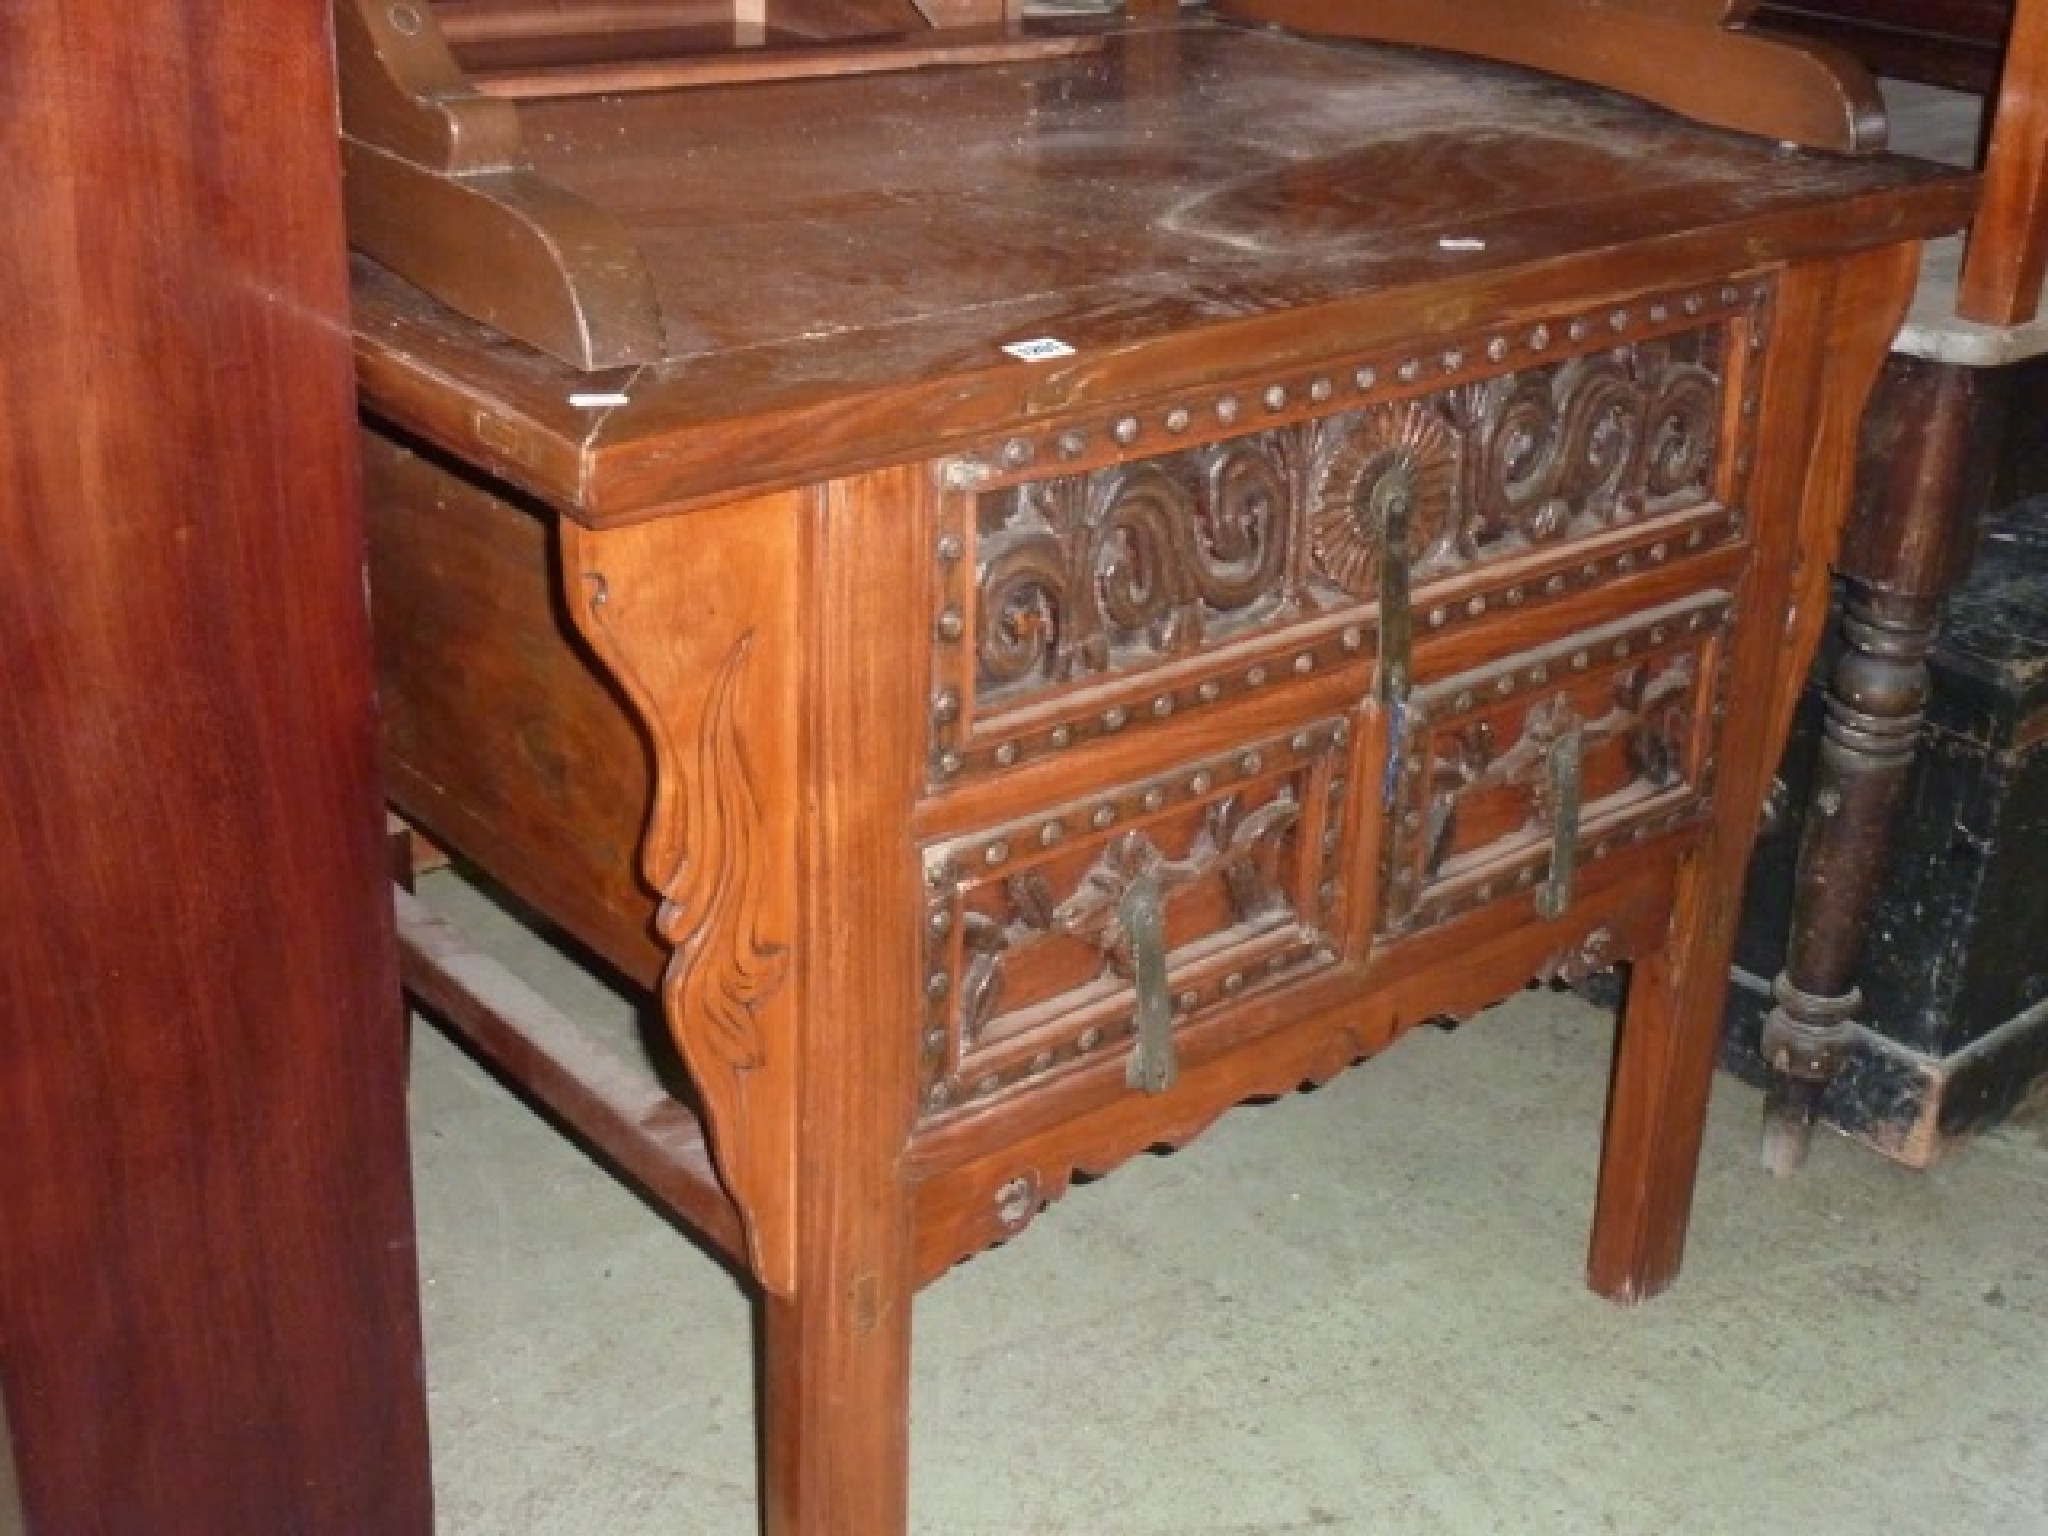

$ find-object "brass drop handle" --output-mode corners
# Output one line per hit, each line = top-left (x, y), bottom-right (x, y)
(1120, 872), (1178, 1095)
(1377, 478), (1414, 809)
(1535, 725), (1583, 921)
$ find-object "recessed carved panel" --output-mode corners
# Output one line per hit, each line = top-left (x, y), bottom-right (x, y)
(1380, 592), (1732, 936)
(929, 294), (1762, 786)
(916, 720), (1354, 1124)
(973, 442), (1304, 695)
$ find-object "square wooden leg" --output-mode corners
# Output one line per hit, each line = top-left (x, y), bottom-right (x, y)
(1587, 937), (1726, 1303)
(760, 1263), (914, 1535)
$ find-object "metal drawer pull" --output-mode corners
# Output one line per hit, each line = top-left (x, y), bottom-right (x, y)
(1120, 871), (1178, 1094)
(1377, 478), (1413, 808)
(1535, 725), (1583, 920)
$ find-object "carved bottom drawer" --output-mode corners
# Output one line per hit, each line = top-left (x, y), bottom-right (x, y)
(1381, 591), (1731, 937)
(916, 718), (1356, 1126)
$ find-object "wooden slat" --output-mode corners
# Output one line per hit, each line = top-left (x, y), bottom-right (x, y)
(469, 25), (1104, 96)
(394, 886), (750, 1265)
(437, 0), (732, 42)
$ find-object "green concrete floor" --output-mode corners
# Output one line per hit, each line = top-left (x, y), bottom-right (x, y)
(409, 872), (2048, 1534)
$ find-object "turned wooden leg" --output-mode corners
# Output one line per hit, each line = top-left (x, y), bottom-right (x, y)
(1759, 356), (2003, 1173)
(1757, 586), (1938, 1170)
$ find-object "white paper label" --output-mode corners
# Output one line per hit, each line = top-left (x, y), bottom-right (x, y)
(1001, 337), (1077, 362)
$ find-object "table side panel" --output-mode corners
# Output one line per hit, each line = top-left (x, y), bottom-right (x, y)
(364, 425), (667, 986)
(559, 489), (811, 1292)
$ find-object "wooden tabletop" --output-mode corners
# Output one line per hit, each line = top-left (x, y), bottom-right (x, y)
(353, 20), (1975, 522)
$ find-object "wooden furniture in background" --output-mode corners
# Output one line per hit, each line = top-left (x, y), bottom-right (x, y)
(0, 2), (434, 1531)
(350, 7), (1970, 1531)
(1959, 0), (2048, 325)
(1755, 0), (2011, 93)
(1728, 0), (2048, 1168)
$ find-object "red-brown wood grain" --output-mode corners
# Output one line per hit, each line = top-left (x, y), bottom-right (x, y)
(1958, 0), (2048, 324)
(0, 2), (433, 1530)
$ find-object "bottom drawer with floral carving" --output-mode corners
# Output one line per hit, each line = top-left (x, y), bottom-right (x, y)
(1380, 591), (1731, 938)
(916, 718), (1356, 1126)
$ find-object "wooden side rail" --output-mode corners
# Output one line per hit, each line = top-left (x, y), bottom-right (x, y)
(394, 885), (751, 1265)
(1210, 0), (1889, 151)
(467, 25), (1105, 97)
(435, 1), (769, 42)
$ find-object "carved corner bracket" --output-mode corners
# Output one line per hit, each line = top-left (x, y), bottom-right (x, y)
(561, 518), (801, 1294)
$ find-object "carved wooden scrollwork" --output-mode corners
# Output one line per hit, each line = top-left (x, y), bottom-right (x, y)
(651, 636), (791, 1086)
(1619, 656), (1699, 790)
(975, 443), (1299, 699)
(561, 508), (801, 1295)
(955, 325), (1731, 721)
(1454, 342), (1723, 552)
(1053, 795), (1302, 974)
(952, 794), (1304, 1045)
(587, 619), (796, 1275)
(1644, 360), (1722, 503)
(1420, 687), (1643, 881)
(1196, 442), (1295, 610)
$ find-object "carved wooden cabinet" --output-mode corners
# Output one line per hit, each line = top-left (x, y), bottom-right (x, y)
(349, 11), (1971, 1532)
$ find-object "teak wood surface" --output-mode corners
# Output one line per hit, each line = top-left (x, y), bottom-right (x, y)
(355, 20), (1973, 1534)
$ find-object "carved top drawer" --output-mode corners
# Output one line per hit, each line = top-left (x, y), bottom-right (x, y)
(926, 280), (1770, 790)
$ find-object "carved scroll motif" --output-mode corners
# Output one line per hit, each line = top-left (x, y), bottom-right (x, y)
(1450, 345), (1722, 556)
(573, 566), (795, 1284)
(652, 636), (791, 1095)
(920, 715), (1354, 1120)
(976, 442), (1298, 696)
(1053, 795), (1302, 973)
(961, 331), (1727, 716)
(1420, 686), (1640, 881)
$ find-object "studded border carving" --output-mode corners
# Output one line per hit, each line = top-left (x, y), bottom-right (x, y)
(946, 279), (1772, 488)
(916, 718), (1353, 1120)
(927, 277), (1773, 788)
(1380, 593), (1735, 936)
